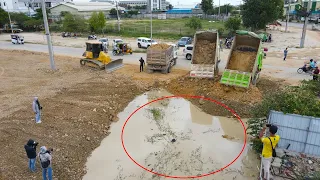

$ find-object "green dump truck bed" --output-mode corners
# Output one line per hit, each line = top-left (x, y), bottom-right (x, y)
(220, 30), (263, 88)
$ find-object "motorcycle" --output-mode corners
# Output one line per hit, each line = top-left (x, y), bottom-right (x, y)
(297, 64), (315, 74)
(112, 49), (123, 56)
(88, 35), (97, 40)
(226, 40), (232, 49)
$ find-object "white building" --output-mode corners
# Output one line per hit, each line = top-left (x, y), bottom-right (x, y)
(49, 2), (125, 20)
(0, 0), (71, 14)
(147, 0), (166, 12)
(119, 0), (147, 7)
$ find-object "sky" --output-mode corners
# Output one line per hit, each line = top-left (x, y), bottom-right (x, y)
(74, 0), (242, 8)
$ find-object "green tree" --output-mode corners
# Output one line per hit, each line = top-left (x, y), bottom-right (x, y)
(201, 0), (214, 16)
(213, 4), (234, 15)
(224, 17), (241, 33)
(242, 0), (284, 30)
(89, 12), (106, 33)
(185, 16), (202, 31)
(10, 13), (30, 26)
(0, 8), (9, 27)
(127, 10), (138, 18)
(62, 13), (87, 32)
(109, 8), (118, 15)
(34, 8), (49, 20)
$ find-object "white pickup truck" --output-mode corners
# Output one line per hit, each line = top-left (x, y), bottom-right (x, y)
(137, 37), (158, 48)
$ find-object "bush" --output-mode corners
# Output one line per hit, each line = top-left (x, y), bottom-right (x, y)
(185, 16), (202, 31)
(247, 80), (320, 153)
(224, 16), (241, 34)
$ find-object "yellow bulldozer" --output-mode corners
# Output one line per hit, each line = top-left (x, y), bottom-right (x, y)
(80, 41), (123, 72)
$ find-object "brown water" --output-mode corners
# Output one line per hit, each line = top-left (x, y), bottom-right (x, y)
(83, 89), (259, 180)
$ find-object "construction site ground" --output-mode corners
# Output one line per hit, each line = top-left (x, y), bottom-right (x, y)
(0, 49), (285, 180)
(0, 25), (320, 180)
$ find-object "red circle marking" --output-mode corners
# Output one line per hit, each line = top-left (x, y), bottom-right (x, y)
(121, 95), (247, 179)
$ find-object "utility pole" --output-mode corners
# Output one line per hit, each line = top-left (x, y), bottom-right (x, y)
(218, 0), (220, 18)
(6, 6), (14, 34)
(41, 0), (56, 70)
(150, 1), (153, 41)
(115, 1), (121, 32)
(285, 0), (291, 32)
(300, 0), (312, 48)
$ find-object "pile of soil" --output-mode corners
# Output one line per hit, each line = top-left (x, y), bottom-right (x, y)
(193, 40), (216, 64)
(227, 50), (257, 72)
(149, 43), (170, 50)
(164, 76), (264, 117)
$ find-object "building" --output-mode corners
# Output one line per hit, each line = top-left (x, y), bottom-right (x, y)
(284, 0), (320, 18)
(147, 0), (166, 12)
(49, 2), (124, 20)
(119, 0), (146, 7)
(0, 0), (71, 14)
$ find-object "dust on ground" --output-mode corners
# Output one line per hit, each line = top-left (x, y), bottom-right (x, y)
(0, 49), (285, 179)
(227, 50), (257, 72)
(192, 40), (216, 64)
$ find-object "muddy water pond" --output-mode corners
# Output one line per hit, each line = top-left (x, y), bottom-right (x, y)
(83, 89), (259, 180)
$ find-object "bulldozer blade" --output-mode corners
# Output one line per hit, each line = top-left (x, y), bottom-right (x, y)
(105, 59), (124, 72)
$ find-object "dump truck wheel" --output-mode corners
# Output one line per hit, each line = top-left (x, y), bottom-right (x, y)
(130, 52), (132, 54)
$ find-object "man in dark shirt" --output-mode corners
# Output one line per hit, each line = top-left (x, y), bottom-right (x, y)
(24, 139), (38, 172)
(139, 57), (145, 72)
(313, 66), (319, 81)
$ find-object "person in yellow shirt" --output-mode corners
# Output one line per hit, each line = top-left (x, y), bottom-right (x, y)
(259, 124), (280, 180)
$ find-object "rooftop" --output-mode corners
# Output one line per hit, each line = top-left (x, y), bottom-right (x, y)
(50, 2), (125, 11)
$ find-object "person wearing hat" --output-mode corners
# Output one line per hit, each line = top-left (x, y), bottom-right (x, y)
(39, 146), (53, 180)
(259, 124), (280, 180)
(32, 97), (42, 123)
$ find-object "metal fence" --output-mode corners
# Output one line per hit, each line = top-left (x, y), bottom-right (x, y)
(268, 110), (320, 156)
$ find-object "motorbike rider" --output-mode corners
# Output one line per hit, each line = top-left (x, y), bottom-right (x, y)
(309, 59), (316, 71)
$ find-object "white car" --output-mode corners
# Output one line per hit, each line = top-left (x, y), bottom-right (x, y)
(183, 44), (193, 60)
(137, 37), (157, 48)
(99, 38), (109, 47)
(112, 39), (123, 46)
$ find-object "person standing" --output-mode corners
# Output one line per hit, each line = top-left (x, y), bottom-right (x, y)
(219, 39), (223, 52)
(24, 139), (38, 172)
(259, 124), (280, 180)
(283, 48), (288, 61)
(39, 146), (53, 180)
(32, 97), (42, 123)
(139, 57), (145, 72)
(313, 66), (319, 81)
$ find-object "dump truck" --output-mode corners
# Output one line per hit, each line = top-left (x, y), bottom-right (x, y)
(220, 30), (263, 88)
(190, 30), (220, 78)
(146, 43), (178, 74)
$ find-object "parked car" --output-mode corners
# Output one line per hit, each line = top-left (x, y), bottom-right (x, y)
(137, 37), (157, 48)
(99, 38), (109, 47)
(178, 37), (192, 47)
(112, 39), (123, 46)
(183, 44), (193, 60)
(88, 35), (97, 40)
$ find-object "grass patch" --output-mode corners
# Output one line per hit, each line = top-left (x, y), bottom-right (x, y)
(149, 108), (164, 121)
(105, 18), (225, 39)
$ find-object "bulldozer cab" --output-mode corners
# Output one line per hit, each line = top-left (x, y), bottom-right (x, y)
(86, 42), (103, 58)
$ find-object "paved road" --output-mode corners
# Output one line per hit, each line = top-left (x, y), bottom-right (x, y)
(0, 41), (311, 82)
(0, 41), (192, 70)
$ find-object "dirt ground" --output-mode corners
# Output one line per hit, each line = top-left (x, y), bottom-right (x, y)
(0, 49), (286, 179)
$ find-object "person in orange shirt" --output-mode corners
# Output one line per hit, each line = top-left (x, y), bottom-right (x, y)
(259, 124), (280, 180)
